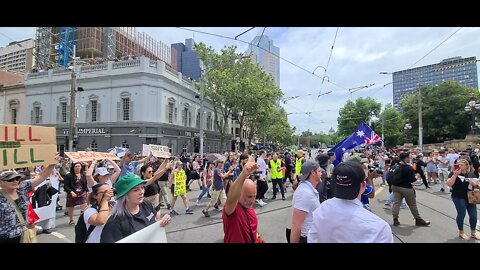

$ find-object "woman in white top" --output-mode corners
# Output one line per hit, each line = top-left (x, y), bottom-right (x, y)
(84, 183), (114, 243)
(86, 159), (121, 191)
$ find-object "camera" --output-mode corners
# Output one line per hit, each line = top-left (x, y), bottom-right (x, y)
(368, 165), (384, 175)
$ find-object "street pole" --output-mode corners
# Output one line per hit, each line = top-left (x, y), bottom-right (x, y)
(68, 59), (77, 152)
(418, 85), (423, 152)
(381, 112), (385, 148)
(199, 60), (205, 160)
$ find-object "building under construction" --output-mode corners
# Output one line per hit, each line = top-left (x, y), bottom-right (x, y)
(35, 27), (171, 70)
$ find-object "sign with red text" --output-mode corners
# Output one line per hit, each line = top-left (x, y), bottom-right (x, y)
(0, 125), (56, 170)
(147, 144), (171, 158)
(64, 151), (120, 162)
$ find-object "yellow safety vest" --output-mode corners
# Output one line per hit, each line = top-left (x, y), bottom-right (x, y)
(295, 157), (304, 176)
(270, 159), (283, 179)
(173, 169), (186, 196)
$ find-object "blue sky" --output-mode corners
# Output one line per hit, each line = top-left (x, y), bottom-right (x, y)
(1, 27), (479, 134)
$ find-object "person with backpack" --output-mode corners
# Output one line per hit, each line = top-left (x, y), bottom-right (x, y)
(100, 174), (171, 243)
(77, 183), (113, 243)
(391, 152), (430, 227)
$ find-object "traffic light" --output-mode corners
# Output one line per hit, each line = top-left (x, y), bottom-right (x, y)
(194, 137), (200, 151)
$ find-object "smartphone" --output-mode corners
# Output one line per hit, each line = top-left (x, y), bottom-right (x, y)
(453, 164), (460, 171)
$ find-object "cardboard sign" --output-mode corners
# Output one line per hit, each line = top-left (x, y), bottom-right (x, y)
(0, 125), (56, 170)
(142, 144), (150, 156)
(65, 151), (120, 162)
(117, 221), (167, 243)
(146, 144), (171, 158)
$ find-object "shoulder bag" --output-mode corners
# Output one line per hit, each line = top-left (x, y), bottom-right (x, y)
(0, 189), (37, 243)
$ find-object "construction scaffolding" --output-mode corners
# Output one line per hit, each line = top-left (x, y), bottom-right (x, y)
(34, 27), (52, 70)
(34, 27), (172, 68)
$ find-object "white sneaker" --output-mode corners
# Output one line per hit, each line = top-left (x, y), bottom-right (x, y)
(400, 204), (408, 209)
(260, 199), (267, 206)
(383, 204), (391, 210)
(255, 199), (263, 207)
(195, 200), (201, 206)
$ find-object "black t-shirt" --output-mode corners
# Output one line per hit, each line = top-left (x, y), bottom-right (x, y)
(100, 200), (157, 243)
(159, 169), (170, 182)
(144, 181), (159, 197)
(448, 172), (476, 200)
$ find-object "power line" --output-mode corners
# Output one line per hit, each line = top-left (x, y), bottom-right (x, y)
(256, 27), (266, 47)
(408, 27), (463, 69)
(314, 27), (340, 106)
(175, 27), (349, 93)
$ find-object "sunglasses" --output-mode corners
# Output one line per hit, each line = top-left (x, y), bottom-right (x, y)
(3, 177), (22, 182)
(146, 170), (153, 173)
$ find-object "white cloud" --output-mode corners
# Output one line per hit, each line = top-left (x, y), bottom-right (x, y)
(1, 27), (479, 135)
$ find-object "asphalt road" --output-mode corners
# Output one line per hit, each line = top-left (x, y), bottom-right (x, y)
(35, 150), (480, 243)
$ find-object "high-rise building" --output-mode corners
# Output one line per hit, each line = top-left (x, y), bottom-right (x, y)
(0, 39), (35, 74)
(245, 35), (280, 87)
(171, 38), (201, 81)
(392, 56), (478, 108)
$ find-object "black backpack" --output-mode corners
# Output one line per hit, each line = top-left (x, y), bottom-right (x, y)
(386, 164), (403, 186)
(75, 211), (96, 243)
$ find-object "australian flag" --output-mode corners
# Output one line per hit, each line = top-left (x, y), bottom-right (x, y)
(329, 122), (382, 165)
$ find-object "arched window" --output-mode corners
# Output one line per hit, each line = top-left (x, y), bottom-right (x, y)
(8, 99), (19, 124)
(87, 94), (100, 122)
(166, 97), (176, 124)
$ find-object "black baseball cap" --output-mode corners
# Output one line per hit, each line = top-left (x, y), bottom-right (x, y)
(332, 161), (366, 200)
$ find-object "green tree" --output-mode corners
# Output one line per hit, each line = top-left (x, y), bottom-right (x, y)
(374, 103), (405, 147)
(400, 81), (479, 144)
(337, 97), (382, 136)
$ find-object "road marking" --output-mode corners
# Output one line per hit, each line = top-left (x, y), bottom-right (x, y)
(375, 186), (385, 197)
(36, 225), (71, 241)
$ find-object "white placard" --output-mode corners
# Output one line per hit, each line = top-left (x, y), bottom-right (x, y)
(142, 144), (151, 156)
(116, 221), (168, 243)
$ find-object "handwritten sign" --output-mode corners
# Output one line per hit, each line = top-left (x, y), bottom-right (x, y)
(142, 144), (150, 156)
(64, 151), (120, 162)
(117, 221), (167, 243)
(148, 145), (171, 158)
(0, 125), (56, 170)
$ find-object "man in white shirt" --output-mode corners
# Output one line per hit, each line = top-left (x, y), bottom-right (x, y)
(307, 161), (393, 243)
(290, 161), (322, 243)
(255, 150), (268, 206)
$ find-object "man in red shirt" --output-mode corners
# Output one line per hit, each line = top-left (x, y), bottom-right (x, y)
(222, 161), (265, 243)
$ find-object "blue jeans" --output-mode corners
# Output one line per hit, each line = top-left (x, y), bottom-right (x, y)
(452, 196), (477, 231)
(197, 183), (211, 201)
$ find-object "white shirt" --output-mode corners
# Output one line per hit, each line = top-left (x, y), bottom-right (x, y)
(292, 181), (321, 237)
(84, 207), (106, 243)
(257, 157), (267, 179)
(307, 198), (393, 243)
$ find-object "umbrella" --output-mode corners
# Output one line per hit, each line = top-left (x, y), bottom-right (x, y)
(205, 153), (226, 163)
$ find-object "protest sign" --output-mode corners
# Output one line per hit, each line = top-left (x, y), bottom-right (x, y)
(117, 221), (167, 243)
(65, 151), (120, 162)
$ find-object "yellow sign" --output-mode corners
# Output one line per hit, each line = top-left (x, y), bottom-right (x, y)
(0, 125), (56, 170)
(173, 170), (186, 196)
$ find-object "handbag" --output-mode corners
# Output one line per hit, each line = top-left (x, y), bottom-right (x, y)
(467, 189), (480, 204)
(0, 189), (38, 243)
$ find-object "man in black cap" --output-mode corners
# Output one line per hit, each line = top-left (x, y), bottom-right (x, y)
(307, 161), (393, 243)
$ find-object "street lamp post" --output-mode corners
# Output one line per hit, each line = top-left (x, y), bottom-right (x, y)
(68, 59), (77, 152)
(464, 93), (480, 134)
(404, 119), (412, 144)
(199, 60), (205, 160)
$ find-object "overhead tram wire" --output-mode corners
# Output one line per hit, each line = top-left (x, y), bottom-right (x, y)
(175, 27), (350, 93)
(314, 27), (339, 107)
(408, 27), (463, 69)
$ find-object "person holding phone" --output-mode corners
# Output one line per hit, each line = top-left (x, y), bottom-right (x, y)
(447, 158), (480, 240)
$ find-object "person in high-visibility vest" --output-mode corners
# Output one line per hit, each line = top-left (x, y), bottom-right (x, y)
(168, 161), (194, 216)
(269, 153), (286, 200)
(293, 150), (306, 190)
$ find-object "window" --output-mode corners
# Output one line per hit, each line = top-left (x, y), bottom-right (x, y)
(9, 99), (19, 124)
(122, 98), (130, 121)
(118, 92), (133, 121)
(167, 143), (173, 153)
(182, 108), (188, 126)
(90, 141), (98, 151)
(183, 144), (187, 153)
(61, 102), (67, 122)
(11, 108), (17, 124)
(207, 113), (212, 130)
(91, 100), (98, 122)
(196, 111), (200, 128)
(33, 102), (42, 124)
(168, 103), (174, 124)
